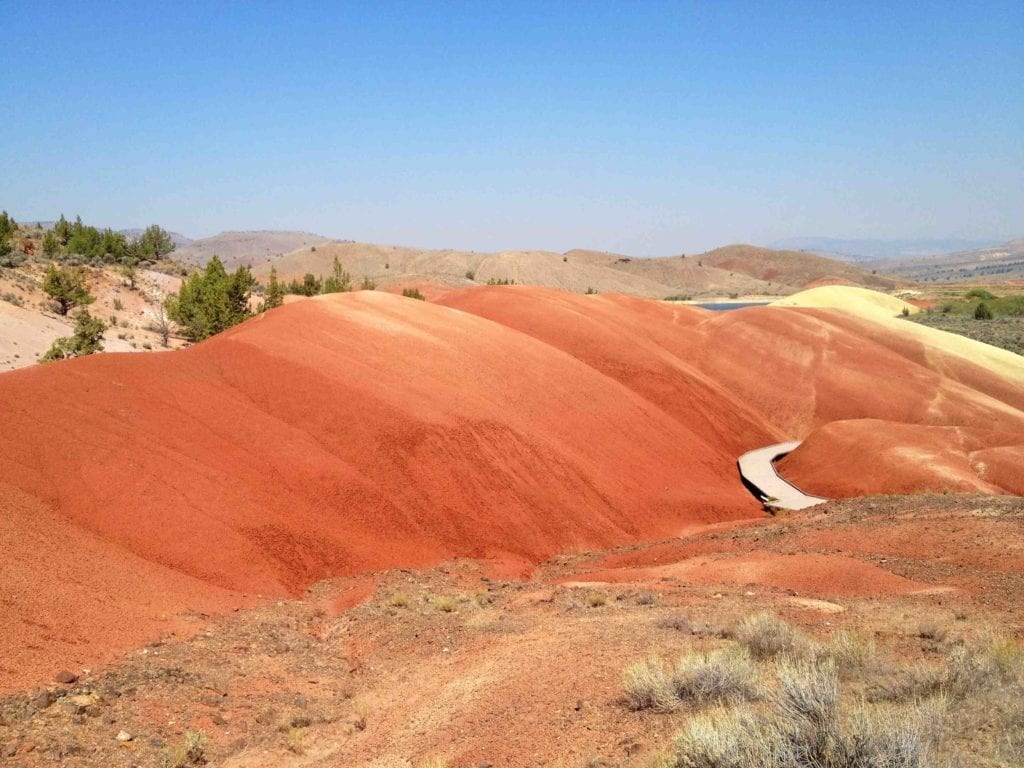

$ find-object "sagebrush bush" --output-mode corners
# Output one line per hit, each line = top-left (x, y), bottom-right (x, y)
(625, 657), (678, 712)
(827, 629), (876, 675)
(671, 661), (943, 768)
(733, 613), (811, 659)
(672, 647), (760, 705)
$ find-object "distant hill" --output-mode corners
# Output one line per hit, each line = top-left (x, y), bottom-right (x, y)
(770, 237), (1001, 263)
(863, 238), (1024, 283)
(253, 241), (902, 298)
(173, 230), (331, 270)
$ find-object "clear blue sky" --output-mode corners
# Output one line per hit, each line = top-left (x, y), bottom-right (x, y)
(1, 1), (1021, 254)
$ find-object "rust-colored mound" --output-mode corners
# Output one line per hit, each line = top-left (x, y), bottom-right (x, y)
(3, 285), (1023, 691)
(778, 419), (1024, 497)
(0, 290), (765, 688)
(438, 287), (784, 455)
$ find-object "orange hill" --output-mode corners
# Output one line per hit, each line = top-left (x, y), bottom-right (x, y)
(1, 286), (1022, 690)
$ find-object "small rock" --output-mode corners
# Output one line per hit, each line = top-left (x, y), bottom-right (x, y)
(149, 737), (165, 749)
(21, 742), (35, 754)
(574, 699), (583, 711)
(294, 693), (308, 708)
(290, 715), (312, 729)
(115, 730), (132, 742)
(211, 713), (227, 726)
(34, 690), (53, 710)
(3, 743), (17, 758)
(54, 670), (78, 684)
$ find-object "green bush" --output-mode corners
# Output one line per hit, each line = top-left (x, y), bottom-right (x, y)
(41, 310), (106, 362)
(165, 256), (256, 341)
(975, 301), (993, 320)
(402, 287), (425, 300)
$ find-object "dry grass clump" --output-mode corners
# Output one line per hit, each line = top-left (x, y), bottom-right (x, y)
(162, 730), (207, 768)
(916, 620), (948, 643)
(672, 647), (760, 705)
(624, 657), (678, 712)
(287, 725), (306, 754)
(826, 629), (876, 675)
(625, 647), (760, 711)
(586, 591), (608, 608)
(671, 660), (945, 768)
(732, 613), (812, 659)
(388, 592), (410, 608)
(431, 595), (456, 613)
(872, 635), (1023, 702)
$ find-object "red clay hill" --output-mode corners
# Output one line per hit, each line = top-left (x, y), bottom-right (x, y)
(1, 286), (1023, 690)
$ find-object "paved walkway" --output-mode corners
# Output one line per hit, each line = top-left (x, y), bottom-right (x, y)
(737, 440), (829, 511)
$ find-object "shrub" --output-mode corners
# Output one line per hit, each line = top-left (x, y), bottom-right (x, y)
(672, 647), (760, 705)
(465, 269), (475, 280)
(402, 287), (425, 300)
(775, 657), (839, 728)
(41, 309), (106, 362)
(624, 657), (677, 712)
(112, 298), (124, 311)
(165, 257), (256, 341)
(975, 301), (993, 320)
(916, 621), (948, 642)
(672, 662), (943, 768)
(586, 591), (607, 608)
(733, 613), (810, 659)
(388, 592), (410, 608)
(966, 288), (995, 300)
(432, 595), (456, 613)
(360, 275), (376, 290)
(827, 630), (876, 675)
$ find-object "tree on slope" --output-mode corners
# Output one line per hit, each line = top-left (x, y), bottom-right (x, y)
(43, 264), (94, 315)
(322, 256), (352, 293)
(261, 265), (285, 310)
(165, 256), (257, 341)
(41, 309), (107, 362)
(0, 211), (15, 257)
(136, 224), (175, 260)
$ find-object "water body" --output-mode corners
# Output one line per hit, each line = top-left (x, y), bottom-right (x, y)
(696, 302), (772, 311)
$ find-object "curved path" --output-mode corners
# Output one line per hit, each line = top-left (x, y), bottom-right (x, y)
(737, 440), (829, 511)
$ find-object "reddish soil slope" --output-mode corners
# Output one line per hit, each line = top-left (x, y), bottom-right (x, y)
(0, 290), (764, 687)
(779, 419), (1024, 497)
(2, 286), (1023, 691)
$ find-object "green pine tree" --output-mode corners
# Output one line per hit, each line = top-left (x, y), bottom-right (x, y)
(262, 265), (285, 309)
(322, 256), (352, 293)
(43, 264), (94, 315)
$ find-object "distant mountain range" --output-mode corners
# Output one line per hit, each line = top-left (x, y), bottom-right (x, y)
(769, 237), (1003, 263)
(248, 240), (902, 299)
(862, 239), (1024, 283)
(170, 230), (330, 270)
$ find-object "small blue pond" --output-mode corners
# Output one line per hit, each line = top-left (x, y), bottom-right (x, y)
(696, 302), (772, 311)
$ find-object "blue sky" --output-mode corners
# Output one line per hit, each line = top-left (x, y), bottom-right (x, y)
(1, 1), (1021, 254)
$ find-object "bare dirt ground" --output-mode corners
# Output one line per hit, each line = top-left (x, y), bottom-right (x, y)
(0, 264), (183, 370)
(2, 494), (1020, 768)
